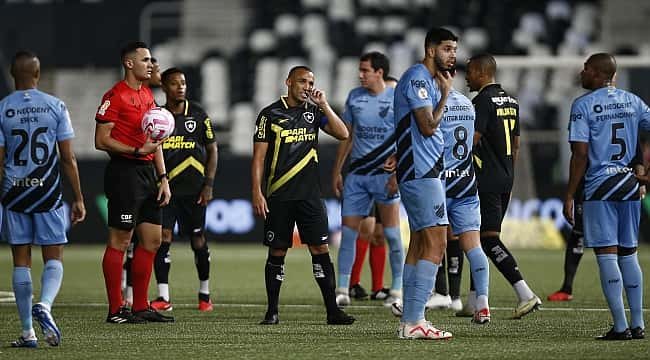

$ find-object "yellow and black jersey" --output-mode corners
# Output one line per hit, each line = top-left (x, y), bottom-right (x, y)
(162, 100), (216, 196)
(472, 84), (519, 193)
(254, 96), (328, 200)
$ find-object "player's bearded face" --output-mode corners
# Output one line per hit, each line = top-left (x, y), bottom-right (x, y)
(434, 41), (457, 72)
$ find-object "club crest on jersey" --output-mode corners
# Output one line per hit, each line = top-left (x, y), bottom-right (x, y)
(185, 120), (196, 132)
(418, 87), (428, 100)
(97, 100), (110, 116)
(303, 112), (314, 123)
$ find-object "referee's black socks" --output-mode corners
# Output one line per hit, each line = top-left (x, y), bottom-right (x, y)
(264, 254), (285, 316)
(311, 253), (338, 314)
(447, 240), (464, 299)
(481, 235), (523, 285)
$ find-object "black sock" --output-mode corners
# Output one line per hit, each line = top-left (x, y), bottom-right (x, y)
(311, 253), (338, 315)
(560, 231), (584, 294)
(435, 256), (448, 295)
(124, 256), (133, 287)
(264, 254), (285, 315)
(447, 241), (463, 298)
(192, 243), (211, 281)
(481, 235), (523, 285)
(154, 241), (171, 284)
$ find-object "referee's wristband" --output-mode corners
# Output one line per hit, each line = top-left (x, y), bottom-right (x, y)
(158, 173), (169, 181)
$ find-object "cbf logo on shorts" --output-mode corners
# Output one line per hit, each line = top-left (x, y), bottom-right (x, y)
(120, 213), (134, 225)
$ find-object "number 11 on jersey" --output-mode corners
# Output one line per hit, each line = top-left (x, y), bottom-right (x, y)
(503, 118), (516, 156)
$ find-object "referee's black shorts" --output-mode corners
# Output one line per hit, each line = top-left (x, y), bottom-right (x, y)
(104, 157), (162, 230)
(478, 191), (511, 233)
(162, 195), (206, 236)
(263, 197), (329, 249)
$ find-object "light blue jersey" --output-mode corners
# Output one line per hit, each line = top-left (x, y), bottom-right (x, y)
(394, 63), (444, 184)
(441, 89), (477, 198)
(0, 89), (74, 213)
(342, 86), (396, 175)
(568, 86), (650, 201)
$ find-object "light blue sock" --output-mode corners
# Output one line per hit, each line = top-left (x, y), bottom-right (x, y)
(413, 260), (438, 322)
(383, 226), (404, 291)
(337, 225), (358, 289)
(40, 259), (64, 308)
(596, 254), (628, 332)
(13, 267), (33, 332)
(401, 264), (416, 323)
(618, 253), (644, 329)
(467, 247), (489, 298)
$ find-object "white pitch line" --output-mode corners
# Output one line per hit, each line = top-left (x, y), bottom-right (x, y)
(0, 302), (646, 312)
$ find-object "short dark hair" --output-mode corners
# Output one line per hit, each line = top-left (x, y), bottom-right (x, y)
(12, 50), (37, 63)
(424, 27), (458, 49)
(360, 51), (390, 76)
(161, 67), (184, 84)
(120, 41), (149, 62)
(468, 53), (497, 77)
(287, 65), (313, 79)
(385, 75), (399, 82)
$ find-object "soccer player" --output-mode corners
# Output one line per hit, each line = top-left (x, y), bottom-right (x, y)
(392, 27), (456, 340)
(460, 53), (541, 319)
(549, 157), (645, 302)
(95, 41), (174, 323)
(565, 53), (647, 340)
(437, 72), (491, 323)
(332, 52), (404, 308)
(148, 67), (218, 312)
(0, 51), (86, 347)
(252, 66), (354, 325)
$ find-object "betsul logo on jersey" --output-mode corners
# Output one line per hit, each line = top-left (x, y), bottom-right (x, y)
(142, 107), (175, 141)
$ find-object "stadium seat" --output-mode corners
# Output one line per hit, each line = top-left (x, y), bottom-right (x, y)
(201, 56), (230, 129)
(229, 102), (256, 155)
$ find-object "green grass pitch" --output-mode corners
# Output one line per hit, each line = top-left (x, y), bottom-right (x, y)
(0, 243), (647, 359)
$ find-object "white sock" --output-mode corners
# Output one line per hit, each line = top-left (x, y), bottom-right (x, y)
(158, 283), (170, 302)
(125, 286), (133, 304)
(336, 287), (349, 295)
(22, 328), (36, 340)
(467, 290), (477, 310)
(513, 280), (534, 302)
(199, 280), (209, 295)
(475, 295), (489, 311)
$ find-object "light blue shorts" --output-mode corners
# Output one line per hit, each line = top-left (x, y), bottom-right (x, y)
(582, 200), (639, 248)
(446, 195), (481, 235)
(341, 173), (399, 217)
(2, 206), (68, 246)
(399, 178), (448, 231)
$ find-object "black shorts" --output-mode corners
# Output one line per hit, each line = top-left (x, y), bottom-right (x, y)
(162, 195), (206, 235)
(104, 157), (162, 230)
(264, 197), (329, 249)
(478, 192), (511, 233)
